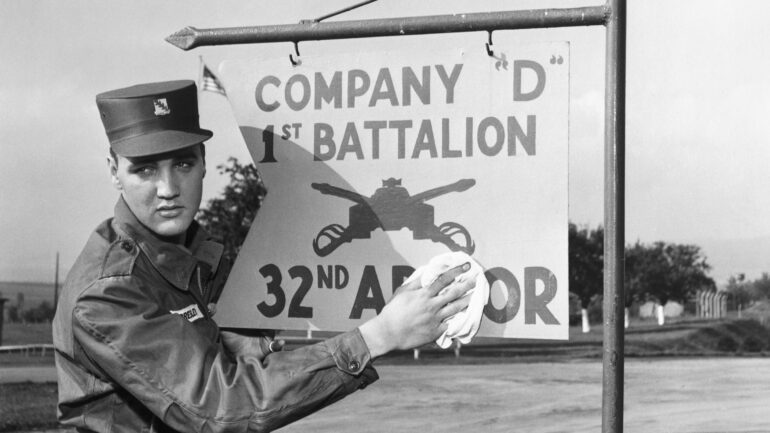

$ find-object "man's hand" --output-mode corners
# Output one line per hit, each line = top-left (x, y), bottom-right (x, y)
(358, 262), (474, 358)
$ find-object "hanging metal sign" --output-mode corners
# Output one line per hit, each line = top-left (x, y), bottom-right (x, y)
(216, 39), (570, 339)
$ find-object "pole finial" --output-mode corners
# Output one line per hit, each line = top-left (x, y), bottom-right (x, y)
(166, 26), (199, 51)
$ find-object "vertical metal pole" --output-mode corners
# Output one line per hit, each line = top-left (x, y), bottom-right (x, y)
(54, 251), (60, 309)
(0, 298), (6, 346)
(602, 0), (626, 432)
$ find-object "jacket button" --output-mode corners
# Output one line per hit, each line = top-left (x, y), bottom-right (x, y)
(348, 360), (360, 371)
(120, 241), (133, 252)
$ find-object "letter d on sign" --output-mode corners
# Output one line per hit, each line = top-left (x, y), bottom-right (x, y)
(513, 60), (545, 102)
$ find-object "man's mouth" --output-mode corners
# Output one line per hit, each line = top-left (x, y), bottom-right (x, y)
(157, 205), (183, 217)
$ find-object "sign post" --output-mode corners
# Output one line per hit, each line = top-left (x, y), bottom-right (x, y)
(168, 2), (627, 431)
(602, 1), (626, 431)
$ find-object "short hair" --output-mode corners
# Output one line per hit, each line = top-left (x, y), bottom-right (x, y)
(109, 143), (206, 166)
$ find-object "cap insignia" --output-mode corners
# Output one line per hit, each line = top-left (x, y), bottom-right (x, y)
(153, 98), (171, 116)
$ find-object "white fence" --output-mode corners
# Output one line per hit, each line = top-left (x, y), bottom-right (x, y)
(0, 344), (54, 357)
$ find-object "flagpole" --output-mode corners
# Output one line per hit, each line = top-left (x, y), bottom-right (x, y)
(197, 55), (204, 95)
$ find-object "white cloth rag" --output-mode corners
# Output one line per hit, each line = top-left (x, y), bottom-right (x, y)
(405, 252), (489, 349)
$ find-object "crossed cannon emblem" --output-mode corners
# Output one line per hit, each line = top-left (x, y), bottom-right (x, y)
(311, 178), (476, 257)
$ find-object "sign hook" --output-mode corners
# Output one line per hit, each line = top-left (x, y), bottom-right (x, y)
(485, 31), (509, 70)
(485, 31), (495, 57)
(289, 41), (302, 66)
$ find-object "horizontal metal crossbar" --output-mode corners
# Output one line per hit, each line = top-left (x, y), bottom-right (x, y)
(166, 6), (609, 50)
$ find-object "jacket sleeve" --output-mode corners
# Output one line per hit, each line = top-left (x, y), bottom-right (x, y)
(72, 276), (378, 433)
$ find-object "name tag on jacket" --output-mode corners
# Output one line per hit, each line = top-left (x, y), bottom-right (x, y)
(170, 304), (204, 322)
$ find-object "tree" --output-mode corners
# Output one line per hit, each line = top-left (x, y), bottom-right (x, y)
(724, 274), (755, 307)
(725, 272), (770, 307)
(568, 223), (603, 332)
(661, 243), (715, 303)
(752, 272), (770, 299)
(625, 241), (666, 301)
(197, 158), (266, 262)
(21, 300), (55, 323)
(625, 241), (715, 324)
(7, 304), (20, 323)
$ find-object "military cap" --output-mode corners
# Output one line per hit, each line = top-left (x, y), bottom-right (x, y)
(96, 80), (212, 157)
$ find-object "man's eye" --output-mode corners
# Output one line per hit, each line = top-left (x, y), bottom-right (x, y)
(132, 166), (155, 175)
(176, 161), (195, 170)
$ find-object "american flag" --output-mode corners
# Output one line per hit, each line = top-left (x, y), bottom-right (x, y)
(200, 61), (226, 96)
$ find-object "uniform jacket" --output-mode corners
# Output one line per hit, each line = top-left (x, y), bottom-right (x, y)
(53, 198), (377, 433)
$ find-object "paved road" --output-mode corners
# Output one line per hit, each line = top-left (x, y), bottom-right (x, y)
(281, 358), (770, 433)
(0, 366), (57, 384)
(5, 359), (770, 432)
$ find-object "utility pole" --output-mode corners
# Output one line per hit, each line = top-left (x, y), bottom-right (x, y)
(54, 252), (60, 309)
(0, 297), (7, 346)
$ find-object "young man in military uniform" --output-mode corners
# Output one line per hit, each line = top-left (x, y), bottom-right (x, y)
(53, 80), (473, 433)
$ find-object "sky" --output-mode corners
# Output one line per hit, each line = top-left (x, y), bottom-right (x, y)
(1, 0), (769, 285)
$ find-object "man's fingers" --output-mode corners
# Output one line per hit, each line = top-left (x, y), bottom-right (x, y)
(435, 277), (475, 305)
(426, 262), (470, 296)
(437, 321), (449, 335)
(438, 294), (472, 320)
(399, 277), (422, 292)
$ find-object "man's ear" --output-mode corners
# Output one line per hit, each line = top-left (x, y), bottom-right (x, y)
(107, 156), (122, 191)
(200, 147), (206, 179)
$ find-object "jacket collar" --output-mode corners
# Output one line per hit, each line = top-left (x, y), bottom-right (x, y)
(112, 197), (223, 291)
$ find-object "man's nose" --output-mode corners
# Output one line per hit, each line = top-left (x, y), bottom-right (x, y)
(156, 168), (180, 198)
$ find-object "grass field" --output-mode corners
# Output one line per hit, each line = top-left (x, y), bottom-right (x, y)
(3, 313), (770, 364)
(1, 322), (54, 346)
(0, 383), (60, 432)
